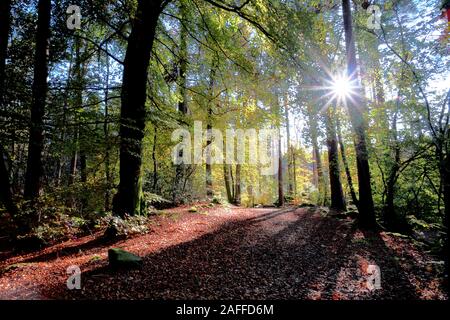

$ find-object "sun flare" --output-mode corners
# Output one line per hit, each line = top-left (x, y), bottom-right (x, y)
(331, 74), (354, 99)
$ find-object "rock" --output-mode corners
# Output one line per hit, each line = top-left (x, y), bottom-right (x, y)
(188, 206), (198, 213)
(108, 248), (142, 269)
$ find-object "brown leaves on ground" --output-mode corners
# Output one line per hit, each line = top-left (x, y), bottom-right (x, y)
(0, 206), (447, 300)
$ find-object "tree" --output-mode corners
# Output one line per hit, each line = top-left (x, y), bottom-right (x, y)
(0, 0), (15, 217)
(341, 0), (376, 228)
(325, 105), (346, 211)
(307, 103), (326, 205)
(24, 0), (51, 201)
(0, 0), (11, 106)
(113, 0), (168, 217)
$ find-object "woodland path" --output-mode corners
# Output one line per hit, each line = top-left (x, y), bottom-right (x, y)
(0, 205), (446, 300)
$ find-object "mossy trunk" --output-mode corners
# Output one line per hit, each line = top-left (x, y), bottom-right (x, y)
(113, 0), (164, 217)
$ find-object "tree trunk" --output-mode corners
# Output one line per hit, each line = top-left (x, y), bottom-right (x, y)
(0, 145), (16, 216)
(172, 1), (190, 203)
(75, 39), (87, 185)
(284, 95), (293, 198)
(325, 107), (346, 211)
(205, 65), (216, 198)
(383, 93), (401, 229)
(113, 0), (165, 217)
(234, 164), (241, 205)
(223, 137), (233, 203)
(308, 105), (326, 205)
(277, 126), (284, 207)
(151, 126), (158, 193)
(178, 1), (188, 115)
(336, 117), (358, 207)
(0, 0), (11, 106)
(24, 0), (51, 200)
(342, 0), (376, 228)
(223, 164), (233, 203)
(0, 0), (16, 215)
(441, 150), (450, 293)
(103, 43), (111, 211)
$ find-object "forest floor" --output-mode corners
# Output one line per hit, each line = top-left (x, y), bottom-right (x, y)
(0, 205), (447, 300)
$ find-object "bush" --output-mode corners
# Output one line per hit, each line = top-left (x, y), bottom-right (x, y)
(102, 214), (149, 237)
(141, 192), (172, 211)
(211, 194), (226, 205)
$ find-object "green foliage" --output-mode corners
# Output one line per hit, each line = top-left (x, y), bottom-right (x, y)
(102, 214), (149, 237)
(141, 192), (171, 213)
(211, 194), (226, 205)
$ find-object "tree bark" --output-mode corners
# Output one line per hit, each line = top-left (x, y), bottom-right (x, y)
(172, 1), (190, 203)
(0, 145), (16, 216)
(342, 0), (376, 228)
(0, 0), (16, 215)
(277, 125), (284, 207)
(383, 93), (402, 229)
(441, 150), (450, 293)
(103, 43), (111, 211)
(223, 135), (233, 203)
(308, 105), (326, 205)
(151, 126), (158, 193)
(325, 107), (346, 211)
(24, 0), (51, 200)
(205, 65), (216, 198)
(234, 164), (241, 205)
(0, 0), (11, 106)
(284, 95), (293, 198)
(113, 0), (165, 217)
(336, 117), (358, 207)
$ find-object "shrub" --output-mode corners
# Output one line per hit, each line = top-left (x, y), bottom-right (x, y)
(211, 194), (225, 205)
(141, 192), (172, 211)
(102, 214), (149, 237)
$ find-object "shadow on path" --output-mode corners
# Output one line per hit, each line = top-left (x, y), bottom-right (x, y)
(42, 207), (419, 300)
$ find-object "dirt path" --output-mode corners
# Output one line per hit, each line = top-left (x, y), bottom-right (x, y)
(0, 206), (446, 300)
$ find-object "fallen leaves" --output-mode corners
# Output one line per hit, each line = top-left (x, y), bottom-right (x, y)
(0, 206), (447, 300)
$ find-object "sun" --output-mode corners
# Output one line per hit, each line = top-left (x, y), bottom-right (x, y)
(331, 74), (354, 99)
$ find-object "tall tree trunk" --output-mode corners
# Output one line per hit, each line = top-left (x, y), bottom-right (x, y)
(0, 0), (16, 215)
(336, 117), (358, 207)
(74, 38), (87, 185)
(284, 95), (293, 198)
(277, 125), (284, 207)
(308, 106), (325, 205)
(0, 0), (11, 107)
(441, 149), (450, 293)
(342, 0), (376, 228)
(103, 43), (111, 211)
(292, 141), (297, 197)
(383, 93), (402, 230)
(205, 65), (216, 198)
(223, 136), (233, 203)
(68, 127), (78, 186)
(178, 2), (188, 115)
(172, 1), (190, 203)
(24, 0), (51, 200)
(113, 0), (165, 217)
(234, 164), (241, 205)
(151, 126), (158, 193)
(0, 145), (17, 217)
(325, 107), (346, 211)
